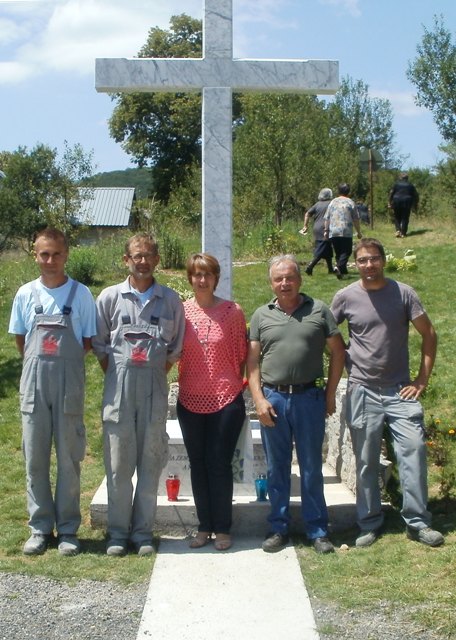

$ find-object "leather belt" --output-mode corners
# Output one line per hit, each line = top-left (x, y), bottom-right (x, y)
(262, 381), (317, 394)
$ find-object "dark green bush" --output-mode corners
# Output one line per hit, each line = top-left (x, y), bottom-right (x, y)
(67, 246), (98, 285)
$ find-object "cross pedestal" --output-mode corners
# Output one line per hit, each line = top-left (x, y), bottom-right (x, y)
(89, 418), (358, 536)
(96, 0), (338, 298)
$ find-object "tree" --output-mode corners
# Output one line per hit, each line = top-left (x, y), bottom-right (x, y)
(327, 76), (398, 205)
(0, 143), (94, 250)
(0, 186), (22, 251)
(329, 76), (396, 166)
(60, 141), (95, 225)
(233, 94), (357, 228)
(407, 15), (456, 143)
(108, 14), (203, 202)
(436, 142), (456, 207)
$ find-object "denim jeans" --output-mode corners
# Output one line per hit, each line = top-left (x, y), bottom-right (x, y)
(347, 382), (431, 532)
(260, 386), (328, 539)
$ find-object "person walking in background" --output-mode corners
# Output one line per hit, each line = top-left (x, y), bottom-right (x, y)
(93, 233), (185, 557)
(247, 255), (345, 554)
(389, 172), (419, 238)
(177, 253), (247, 551)
(323, 183), (362, 279)
(356, 201), (370, 225)
(299, 187), (335, 276)
(9, 227), (97, 556)
(331, 237), (443, 548)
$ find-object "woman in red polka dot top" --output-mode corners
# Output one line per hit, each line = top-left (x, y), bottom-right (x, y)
(177, 253), (248, 551)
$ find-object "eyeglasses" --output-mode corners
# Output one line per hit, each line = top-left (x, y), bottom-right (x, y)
(192, 271), (216, 279)
(128, 252), (156, 263)
(356, 255), (383, 265)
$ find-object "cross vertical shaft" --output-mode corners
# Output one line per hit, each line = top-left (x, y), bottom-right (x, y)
(202, 0), (233, 297)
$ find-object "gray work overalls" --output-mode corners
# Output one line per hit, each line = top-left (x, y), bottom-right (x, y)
(20, 281), (86, 535)
(102, 287), (170, 544)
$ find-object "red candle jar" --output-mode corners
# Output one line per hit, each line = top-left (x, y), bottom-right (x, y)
(166, 474), (180, 501)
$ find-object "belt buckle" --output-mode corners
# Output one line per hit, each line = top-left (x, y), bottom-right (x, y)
(288, 384), (294, 394)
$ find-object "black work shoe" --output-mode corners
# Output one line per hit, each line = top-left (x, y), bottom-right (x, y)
(305, 267), (313, 276)
(262, 532), (289, 553)
(23, 533), (50, 556)
(406, 527), (444, 547)
(313, 536), (335, 554)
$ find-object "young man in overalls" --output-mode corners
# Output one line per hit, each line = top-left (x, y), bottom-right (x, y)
(93, 233), (185, 556)
(9, 228), (97, 556)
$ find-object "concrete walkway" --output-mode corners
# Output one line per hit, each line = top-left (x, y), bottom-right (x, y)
(136, 536), (319, 640)
(134, 468), (356, 640)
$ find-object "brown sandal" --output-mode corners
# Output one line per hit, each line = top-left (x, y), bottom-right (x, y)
(189, 532), (212, 549)
(214, 534), (232, 551)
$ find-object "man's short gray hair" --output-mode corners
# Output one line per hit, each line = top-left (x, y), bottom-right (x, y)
(268, 254), (301, 279)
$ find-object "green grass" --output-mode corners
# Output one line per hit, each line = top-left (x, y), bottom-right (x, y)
(290, 216), (456, 638)
(295, 506), (456, 637)
(1, 215), (456, 633)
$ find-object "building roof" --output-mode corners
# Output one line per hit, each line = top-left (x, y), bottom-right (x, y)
(75, 187), (135, 227)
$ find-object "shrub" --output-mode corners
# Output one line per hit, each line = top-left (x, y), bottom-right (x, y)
(67, 246), (98, 285)
(165, 275), (193, 301)
(385, 248), (417, 272)
(426, 415), (456, 502)
(260, 224), (301, 258)
(426, 416), (456, 466)
(159, 231), (185, 269)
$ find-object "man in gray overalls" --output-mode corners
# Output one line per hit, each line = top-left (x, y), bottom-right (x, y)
(9, 228), (97, 556)
(93, 233), (185, 556)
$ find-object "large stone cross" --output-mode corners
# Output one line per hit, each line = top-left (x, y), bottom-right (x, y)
(96, 0), (338, 298)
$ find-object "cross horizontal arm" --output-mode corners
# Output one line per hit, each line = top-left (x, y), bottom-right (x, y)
(95, 58), (339, 95)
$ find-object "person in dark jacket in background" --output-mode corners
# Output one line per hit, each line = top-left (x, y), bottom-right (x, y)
(389, 172), (419, 238)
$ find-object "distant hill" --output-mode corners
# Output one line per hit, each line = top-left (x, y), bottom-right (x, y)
(88, 167), (153, 200)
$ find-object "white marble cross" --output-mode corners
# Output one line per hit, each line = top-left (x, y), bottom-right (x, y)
(96, 0), (338, 298)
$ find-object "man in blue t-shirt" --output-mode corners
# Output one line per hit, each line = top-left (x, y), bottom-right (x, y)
(9, 228), (96, 556)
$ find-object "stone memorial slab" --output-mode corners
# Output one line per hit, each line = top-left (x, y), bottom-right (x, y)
(159, 418), (267, 497)
(90, 387), (363, 533)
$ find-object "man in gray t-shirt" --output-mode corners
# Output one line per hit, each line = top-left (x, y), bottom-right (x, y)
(331, 238), (443, 548)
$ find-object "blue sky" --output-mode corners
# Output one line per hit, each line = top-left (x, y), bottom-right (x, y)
(0, 0), (455, 174)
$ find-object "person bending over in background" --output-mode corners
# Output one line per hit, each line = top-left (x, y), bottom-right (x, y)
(300, 187), (335, 276)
